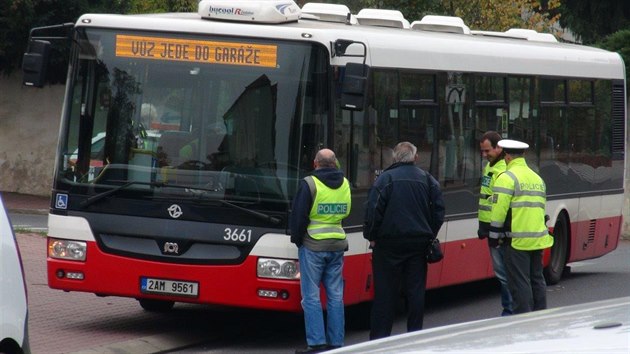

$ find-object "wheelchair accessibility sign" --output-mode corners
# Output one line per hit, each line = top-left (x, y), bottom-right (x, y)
(55, 193), (68, 209)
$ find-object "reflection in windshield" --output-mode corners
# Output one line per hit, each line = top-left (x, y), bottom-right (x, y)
(61, 28), (328, 203)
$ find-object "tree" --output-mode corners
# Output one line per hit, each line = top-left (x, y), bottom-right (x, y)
(129, 0), (196, 14)
(0, 0), (132, 78)
(559, 0), (630, 44)
(361, 0), (444, 23)
(439, 0), (561, 33)
(0, 0), (34, 75)
(333, 0), (562, 33)
(596, 29), (630, 83)
(0, 0), (197, 80)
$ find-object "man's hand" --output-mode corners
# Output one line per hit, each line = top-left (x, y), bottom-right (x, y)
(477, 229), (488, 239)
(369, 240), (376, 249)
(488, 238), (500, 248)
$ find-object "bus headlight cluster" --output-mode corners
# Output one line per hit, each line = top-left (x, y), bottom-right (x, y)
(48, 238), (87, 261)
(257, 258), (299, 280)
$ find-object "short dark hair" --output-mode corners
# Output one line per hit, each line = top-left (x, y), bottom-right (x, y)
(481, 131), (502, 148)
(503, 148), (525, 156)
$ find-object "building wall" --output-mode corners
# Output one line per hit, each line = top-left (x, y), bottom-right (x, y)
(0, 73), (64, 196)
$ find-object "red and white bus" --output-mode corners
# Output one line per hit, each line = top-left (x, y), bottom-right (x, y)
(23, 0), (626, 312)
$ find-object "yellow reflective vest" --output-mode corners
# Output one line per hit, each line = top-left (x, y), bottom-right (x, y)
(307, 176), (351, 240)
(490, 157), (554, 251)
(479, 159), (506, 224)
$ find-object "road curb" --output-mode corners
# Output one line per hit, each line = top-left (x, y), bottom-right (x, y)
(68, 331), (208, 354)
(8, 208), (49, 215)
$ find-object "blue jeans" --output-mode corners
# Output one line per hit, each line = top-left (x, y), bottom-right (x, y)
(298, 247), (345, 347)
(490, 242), (513, 316)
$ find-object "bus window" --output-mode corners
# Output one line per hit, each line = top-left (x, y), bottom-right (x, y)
(398, 106), (435, 172)
(399, 72), (437, 174)
(508, 77), (535, 143)
(438, 72), (476, 189)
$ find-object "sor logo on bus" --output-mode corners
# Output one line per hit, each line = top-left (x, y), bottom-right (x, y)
(163, 242), (179, 254)
(168, 204), (183, 218)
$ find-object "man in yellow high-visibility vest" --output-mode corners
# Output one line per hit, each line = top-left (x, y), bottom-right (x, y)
(489, 139), (554, 314)
(290, 149), (351, 353)
(478, 131), (512, 316)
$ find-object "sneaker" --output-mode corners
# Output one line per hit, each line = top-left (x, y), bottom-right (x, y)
(295, 344), (329, 353)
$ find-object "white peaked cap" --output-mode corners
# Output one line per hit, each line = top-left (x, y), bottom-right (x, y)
(498, 139), (529, 149)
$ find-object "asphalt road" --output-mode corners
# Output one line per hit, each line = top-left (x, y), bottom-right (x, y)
(9, 212), (47, 232)
(171, 239), (630, 353)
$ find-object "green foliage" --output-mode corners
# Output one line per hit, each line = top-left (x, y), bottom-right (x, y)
(129, 0), (196, 14)
(0, 0), (195, 81)
(439, 0), (561, 33)
(559, 0), (630, 44)
(596, 29), (630, 82)
(0, 0), (133, 79)
(1, 0), (35, 75)
(363, 0), (444, 22)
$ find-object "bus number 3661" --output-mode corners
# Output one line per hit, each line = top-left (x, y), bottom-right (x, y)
(223, 228), (252, 243)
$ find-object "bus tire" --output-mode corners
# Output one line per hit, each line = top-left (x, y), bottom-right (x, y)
(138, 299), (175, 312)
(544, 214), (568, 285)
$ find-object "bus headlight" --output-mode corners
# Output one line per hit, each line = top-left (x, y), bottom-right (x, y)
(48, 238), (87, 261)
(257, 258), (299, 280)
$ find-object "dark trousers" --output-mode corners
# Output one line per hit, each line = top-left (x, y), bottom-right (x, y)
(504, 245), (547, 314)
(370, 246), (428, 340)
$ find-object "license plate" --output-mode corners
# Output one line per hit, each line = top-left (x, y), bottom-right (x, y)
(140, 277), (199, 297)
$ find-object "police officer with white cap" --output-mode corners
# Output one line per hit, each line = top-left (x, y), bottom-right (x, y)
(489, 139), (554, 314)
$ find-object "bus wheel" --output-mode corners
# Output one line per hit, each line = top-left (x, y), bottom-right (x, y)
(544, 214), (568, 285)
(139, 299), (175, 312)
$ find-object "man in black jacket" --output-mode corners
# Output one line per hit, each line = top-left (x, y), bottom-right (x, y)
(364, 141), (445, 340)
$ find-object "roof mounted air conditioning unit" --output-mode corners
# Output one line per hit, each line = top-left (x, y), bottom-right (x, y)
(411, 15), (470, 34)
(505, 29), (558, 43)
(356, 9), (410, 29)
(198, 0), (301, 24)
(301, 3), (355, 24)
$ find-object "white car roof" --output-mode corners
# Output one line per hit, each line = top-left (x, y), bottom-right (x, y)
(330, 296), (630, 353)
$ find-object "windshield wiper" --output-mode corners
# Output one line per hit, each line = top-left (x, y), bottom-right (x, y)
(80, 181), (282, 226)
(80, 180), (158, 209)
(80, 180), (212, 209)
(218, 200), (281, 226)
(147, 182), (282, 225)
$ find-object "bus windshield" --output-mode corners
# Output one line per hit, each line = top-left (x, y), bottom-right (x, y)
(60, 28), (329, 204)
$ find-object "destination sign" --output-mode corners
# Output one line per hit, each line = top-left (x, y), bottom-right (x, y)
(115, 34), (277, 68)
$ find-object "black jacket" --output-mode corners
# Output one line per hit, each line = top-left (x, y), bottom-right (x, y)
(363, 162), (445, 248)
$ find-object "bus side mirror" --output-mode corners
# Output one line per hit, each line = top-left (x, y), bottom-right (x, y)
(341, 62), (369, 111)
(22, 40), (51, 87)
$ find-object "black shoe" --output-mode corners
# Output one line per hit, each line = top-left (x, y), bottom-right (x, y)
(295, 344), (329, 353)
(327, 345), (342, 350)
